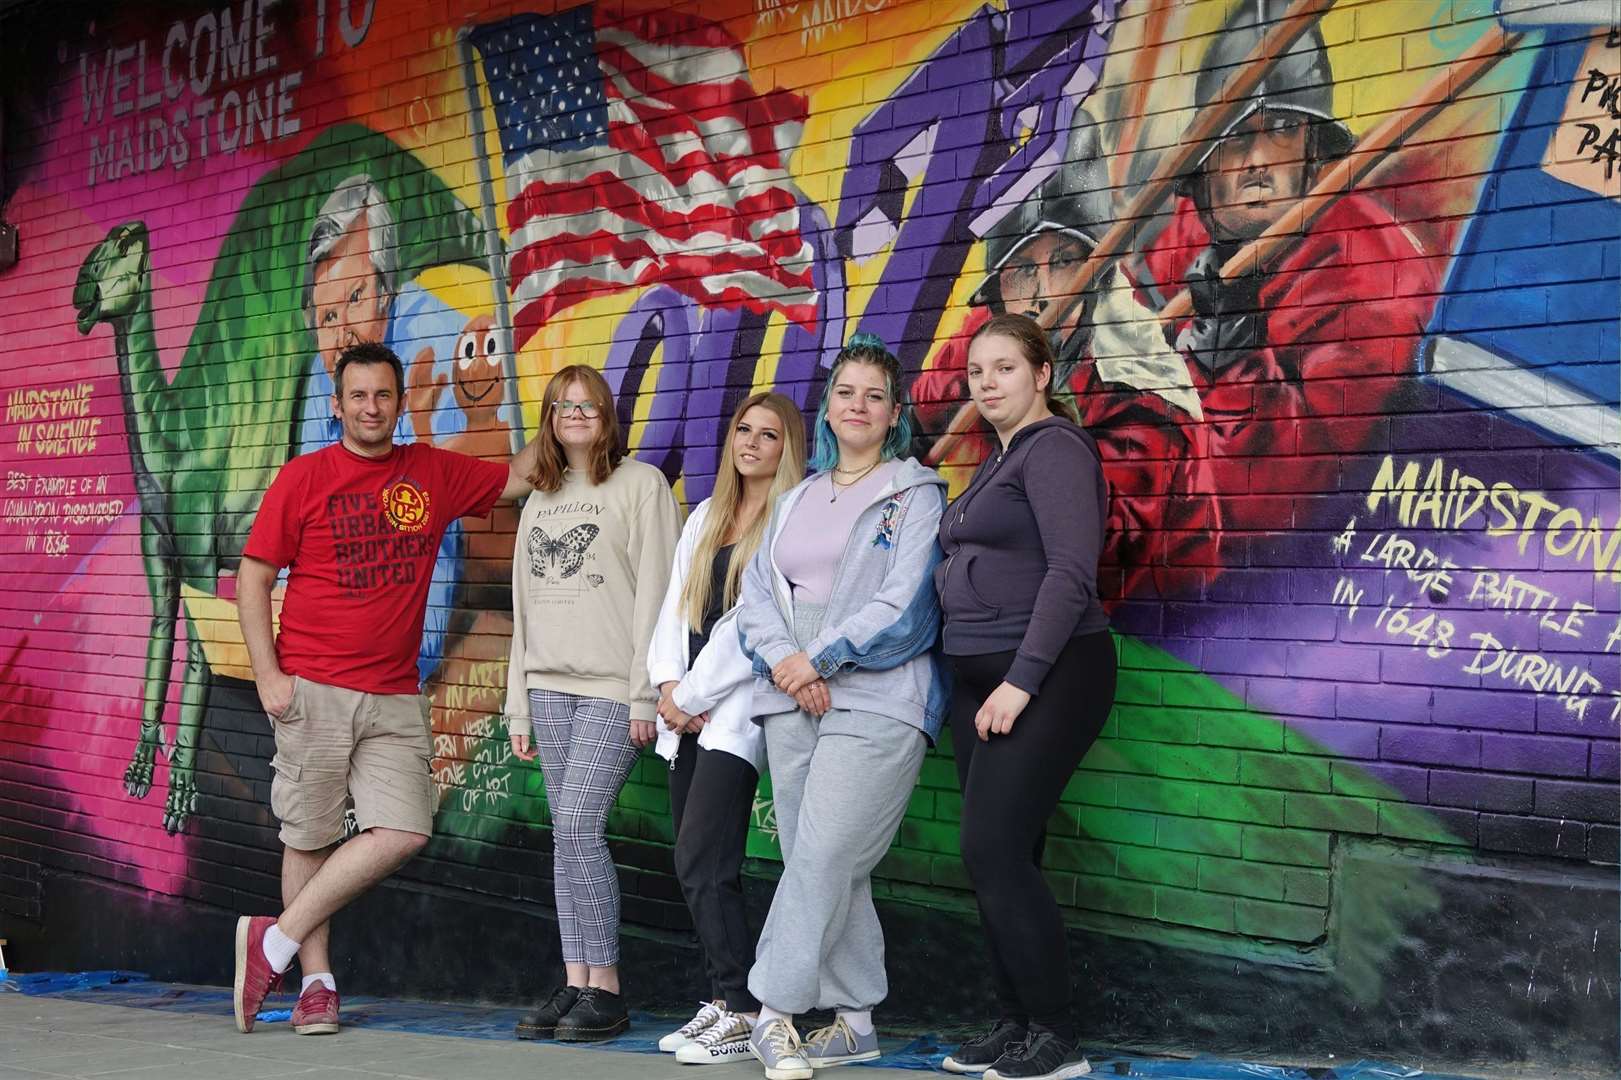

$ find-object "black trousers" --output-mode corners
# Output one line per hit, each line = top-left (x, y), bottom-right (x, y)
(668, 733), (762, 1012)
(949, 631), (1117, 1032)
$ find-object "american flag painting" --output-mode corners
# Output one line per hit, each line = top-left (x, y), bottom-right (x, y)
(467, 7), (818, 348)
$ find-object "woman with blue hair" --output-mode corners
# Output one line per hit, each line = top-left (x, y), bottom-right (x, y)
(736, 334), (948, 1080)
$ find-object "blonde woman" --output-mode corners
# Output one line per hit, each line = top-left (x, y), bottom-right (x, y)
(506, 364), (680, 1042)
(647, 392), (808, 1065)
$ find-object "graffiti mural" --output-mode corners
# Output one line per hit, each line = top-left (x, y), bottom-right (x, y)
(0, 0), (1615, 1063)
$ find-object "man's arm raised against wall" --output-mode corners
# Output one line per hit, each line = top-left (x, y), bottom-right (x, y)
(500, 436), (541, 501)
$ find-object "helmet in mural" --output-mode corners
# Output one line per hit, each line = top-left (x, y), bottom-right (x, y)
(969, 109), (1112, 310)
(1180, 0), (1354, 193)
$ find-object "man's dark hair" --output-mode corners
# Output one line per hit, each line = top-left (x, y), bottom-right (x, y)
(333, 342), (404, 396)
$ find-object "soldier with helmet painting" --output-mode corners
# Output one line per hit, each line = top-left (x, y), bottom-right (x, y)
(912, 111), (1218, 600)
(1142, 0), (1440, 532)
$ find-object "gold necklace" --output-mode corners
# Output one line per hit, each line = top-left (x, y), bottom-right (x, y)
(829, 459), (879, 501)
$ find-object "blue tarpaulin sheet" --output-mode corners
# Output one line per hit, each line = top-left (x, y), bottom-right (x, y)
(9, 972), (1481, 1079)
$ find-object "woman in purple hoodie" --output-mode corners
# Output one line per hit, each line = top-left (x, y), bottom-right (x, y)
(935, 313), (1116, 1080)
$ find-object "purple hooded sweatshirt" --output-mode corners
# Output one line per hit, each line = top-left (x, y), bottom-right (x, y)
(934, 415), (1110, 694)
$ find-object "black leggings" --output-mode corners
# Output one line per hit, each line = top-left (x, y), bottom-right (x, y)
(669, 733), (762, 1012)
(950, 631), (1117, 1031)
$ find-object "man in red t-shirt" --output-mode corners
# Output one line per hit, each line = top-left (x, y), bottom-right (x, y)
(231, 342), (540, 1035)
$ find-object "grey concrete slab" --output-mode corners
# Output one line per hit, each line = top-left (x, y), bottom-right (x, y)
(0, 1038), (155, 1070)
(71, 1063), (325, 1080)
(0, 997), (930, 1080)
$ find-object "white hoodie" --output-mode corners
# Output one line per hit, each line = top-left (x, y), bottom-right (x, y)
(646, 498), (765, 771)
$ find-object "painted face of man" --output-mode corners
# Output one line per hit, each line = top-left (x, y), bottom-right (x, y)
(1203, 110), (1311, 241)
(994, 231), (1090, 325)
(990, 229), (1095, 363)
(311, 219), (392, 376)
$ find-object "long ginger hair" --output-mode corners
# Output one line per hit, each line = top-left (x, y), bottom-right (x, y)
(529, 364), (624, 493)
(681, 392), (807, 633)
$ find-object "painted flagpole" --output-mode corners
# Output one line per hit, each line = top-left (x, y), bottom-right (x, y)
(456, 27), (525, 456)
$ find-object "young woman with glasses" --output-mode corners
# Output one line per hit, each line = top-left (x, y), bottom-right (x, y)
(505, 364), (681, 1042)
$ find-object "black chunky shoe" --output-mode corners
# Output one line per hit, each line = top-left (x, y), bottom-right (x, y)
(514, 985), (582, 1040)
(555, 986), (630, 1042)
(942, 1017), (1029, 1074)
(983, 1024), (1090, 1080)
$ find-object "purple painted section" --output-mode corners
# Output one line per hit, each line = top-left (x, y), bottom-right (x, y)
(607, 204), (849, 505)
(834, 0), (1115, 373)
(1141, 414), (1619, 816)
(1382, 728), (1482, 768)
(583, 6), (1620, 843)
(1481, 733), (1590, 778)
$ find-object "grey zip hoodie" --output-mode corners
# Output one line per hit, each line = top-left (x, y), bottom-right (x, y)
(737, 457), (950, 740)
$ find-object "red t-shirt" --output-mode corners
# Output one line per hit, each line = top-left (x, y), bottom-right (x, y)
(243, 441), (509, 694)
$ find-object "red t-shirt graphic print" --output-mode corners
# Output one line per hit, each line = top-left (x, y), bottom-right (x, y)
(243, 442), (509, 695)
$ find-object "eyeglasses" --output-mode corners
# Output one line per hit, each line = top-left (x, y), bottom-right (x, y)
(553, 399), (601, 418)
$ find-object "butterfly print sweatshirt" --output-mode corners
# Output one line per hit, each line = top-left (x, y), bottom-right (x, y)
(504, 458), (680, 731)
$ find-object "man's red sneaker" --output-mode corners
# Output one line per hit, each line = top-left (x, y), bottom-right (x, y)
(291, 982), (340, 1035)
(233, 915), (283, 1033)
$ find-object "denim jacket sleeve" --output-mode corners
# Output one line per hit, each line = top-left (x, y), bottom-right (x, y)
(803, 483), (945, 677)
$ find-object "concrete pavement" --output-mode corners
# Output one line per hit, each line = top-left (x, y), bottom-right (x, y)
(0, 992), (936, 1080)
(0, 977), (1515, 1080)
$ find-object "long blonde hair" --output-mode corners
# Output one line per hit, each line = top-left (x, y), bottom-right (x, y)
(682, 392), (807, 633)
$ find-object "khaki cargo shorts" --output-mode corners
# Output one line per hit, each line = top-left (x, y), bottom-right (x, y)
(268, 675), (434, 850)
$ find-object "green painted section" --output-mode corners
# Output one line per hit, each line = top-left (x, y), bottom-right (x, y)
(438, 634), (1460, 1002)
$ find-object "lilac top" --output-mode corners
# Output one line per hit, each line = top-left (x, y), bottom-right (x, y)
(776, 460), (901, 605)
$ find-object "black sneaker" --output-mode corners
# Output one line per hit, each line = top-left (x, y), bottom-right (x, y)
(555, 986), (630, 1042)
(514, 985), (582, 1040)
(942, 1018), (1028, 1074)
(983, 1024), (1090, 1080)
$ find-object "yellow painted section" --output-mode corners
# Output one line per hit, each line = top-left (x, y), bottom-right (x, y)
(180, 583), (283, 683)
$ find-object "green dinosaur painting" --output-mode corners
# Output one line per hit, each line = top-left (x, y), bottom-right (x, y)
(71, 124), (489, 834)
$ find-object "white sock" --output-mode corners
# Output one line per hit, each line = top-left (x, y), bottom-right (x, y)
(757, 1004), (792, 1028)
(301, 973), (336, 994)
(261, 923), (300, 973)
(839, 1009), (873, 1036)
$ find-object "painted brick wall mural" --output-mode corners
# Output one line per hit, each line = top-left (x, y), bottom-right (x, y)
(1, 0), (1616, 1071)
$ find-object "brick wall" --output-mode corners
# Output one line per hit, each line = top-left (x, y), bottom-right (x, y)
(0, 0), (1616, 1059)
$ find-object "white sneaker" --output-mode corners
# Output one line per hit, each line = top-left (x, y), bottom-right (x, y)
(659, 1000), (727, 1052)
(748, 1016), (813, 1080)
(675, 1010), (755, 1064)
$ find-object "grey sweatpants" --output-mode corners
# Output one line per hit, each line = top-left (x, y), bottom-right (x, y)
(747, 603), (925, 1012)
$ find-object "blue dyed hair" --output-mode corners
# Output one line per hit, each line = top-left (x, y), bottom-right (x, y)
(810, 331), (914, 472)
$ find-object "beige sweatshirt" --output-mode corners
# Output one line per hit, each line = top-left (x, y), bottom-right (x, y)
(504, 458), (680, 730)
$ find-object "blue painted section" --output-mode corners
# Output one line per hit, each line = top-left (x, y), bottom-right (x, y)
(13, 972), (1486, 1078)
(1426, 27), (1621, 411)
